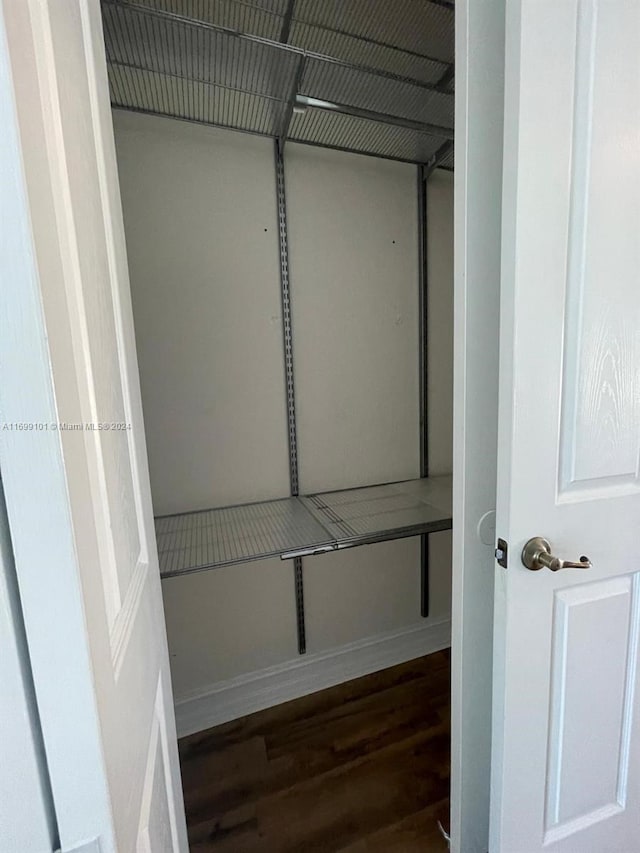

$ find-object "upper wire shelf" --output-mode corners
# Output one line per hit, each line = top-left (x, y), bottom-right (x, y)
(101, 0), (454, 168)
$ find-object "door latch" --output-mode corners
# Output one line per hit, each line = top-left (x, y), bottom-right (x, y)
(495, 537), (508, 569)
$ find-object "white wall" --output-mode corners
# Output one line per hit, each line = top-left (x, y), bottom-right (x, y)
(113, 111), (290, 515)
(427, 169), (454, 477)
(113, 111), (454, 725)
(286, 144), (420, 492)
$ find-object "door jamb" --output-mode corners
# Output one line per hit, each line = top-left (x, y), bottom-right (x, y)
(450, 0), (506, 851)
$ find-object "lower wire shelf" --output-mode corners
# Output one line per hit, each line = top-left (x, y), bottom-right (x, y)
(155, 475), (452, 579)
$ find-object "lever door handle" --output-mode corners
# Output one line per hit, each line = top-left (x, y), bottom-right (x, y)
(521, 537), (591, 572)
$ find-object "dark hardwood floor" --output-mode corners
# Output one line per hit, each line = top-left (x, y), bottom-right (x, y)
(179, 650), (451, 852)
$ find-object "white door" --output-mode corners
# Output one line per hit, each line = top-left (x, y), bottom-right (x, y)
(0, 1), (188, 851)
(492, 1), (640, 851)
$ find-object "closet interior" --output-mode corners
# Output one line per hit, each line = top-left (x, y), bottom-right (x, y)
(100, 0), (454, 736)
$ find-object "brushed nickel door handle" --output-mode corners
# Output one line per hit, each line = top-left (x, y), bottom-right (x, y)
(521, 537), (591, 572)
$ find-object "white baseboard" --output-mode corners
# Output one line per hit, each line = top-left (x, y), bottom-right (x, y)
(174, 617), (451, 738)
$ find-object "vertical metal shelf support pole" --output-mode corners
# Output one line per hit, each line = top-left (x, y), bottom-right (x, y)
(418, 164), (430, 618)
(418, 142), (453, 617)
(275, 138), (306, 655)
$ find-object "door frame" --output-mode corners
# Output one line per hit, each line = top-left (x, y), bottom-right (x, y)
(0, 1), (506, 852)
(450, 0), (506, 851)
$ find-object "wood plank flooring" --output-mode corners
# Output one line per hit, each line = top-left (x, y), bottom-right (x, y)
(179, 650), (451, 852)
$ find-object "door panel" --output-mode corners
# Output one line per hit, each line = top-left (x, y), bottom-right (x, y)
(546, 576), (639, 841)
(1, 1), (188, 850)
(46, 0), (149, 646)
(493, 0), (640, 850)
(138, 674), (181, 852)
(558, 0), (640, 496)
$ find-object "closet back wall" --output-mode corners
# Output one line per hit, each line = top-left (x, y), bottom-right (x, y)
(113, 110), (453, 726)
(286, 144), (420, 492)
(113, 111), (290, 515)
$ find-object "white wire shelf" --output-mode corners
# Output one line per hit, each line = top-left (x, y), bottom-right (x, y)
(155, 475), (452, 578)
(101, 0), (454, 167)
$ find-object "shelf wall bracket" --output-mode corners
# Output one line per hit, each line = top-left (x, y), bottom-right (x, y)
(426, 139), (454, 176)
(280, 54), (307, 143)
(275, 140), (306, 654)
(279, 0), (297, 44)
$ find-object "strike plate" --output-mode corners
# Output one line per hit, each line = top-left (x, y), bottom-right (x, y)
(495, 537), (508, 569)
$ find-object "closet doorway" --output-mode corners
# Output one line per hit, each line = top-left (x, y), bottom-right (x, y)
(0, 0), (504, 850)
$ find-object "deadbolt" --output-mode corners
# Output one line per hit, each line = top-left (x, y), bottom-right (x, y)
(521, 537), (591, 572)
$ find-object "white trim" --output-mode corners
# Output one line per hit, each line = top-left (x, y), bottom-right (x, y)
(0, 3), (115, 849)
(450, 1), (504, 851)
(174, 618), (451, 737)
